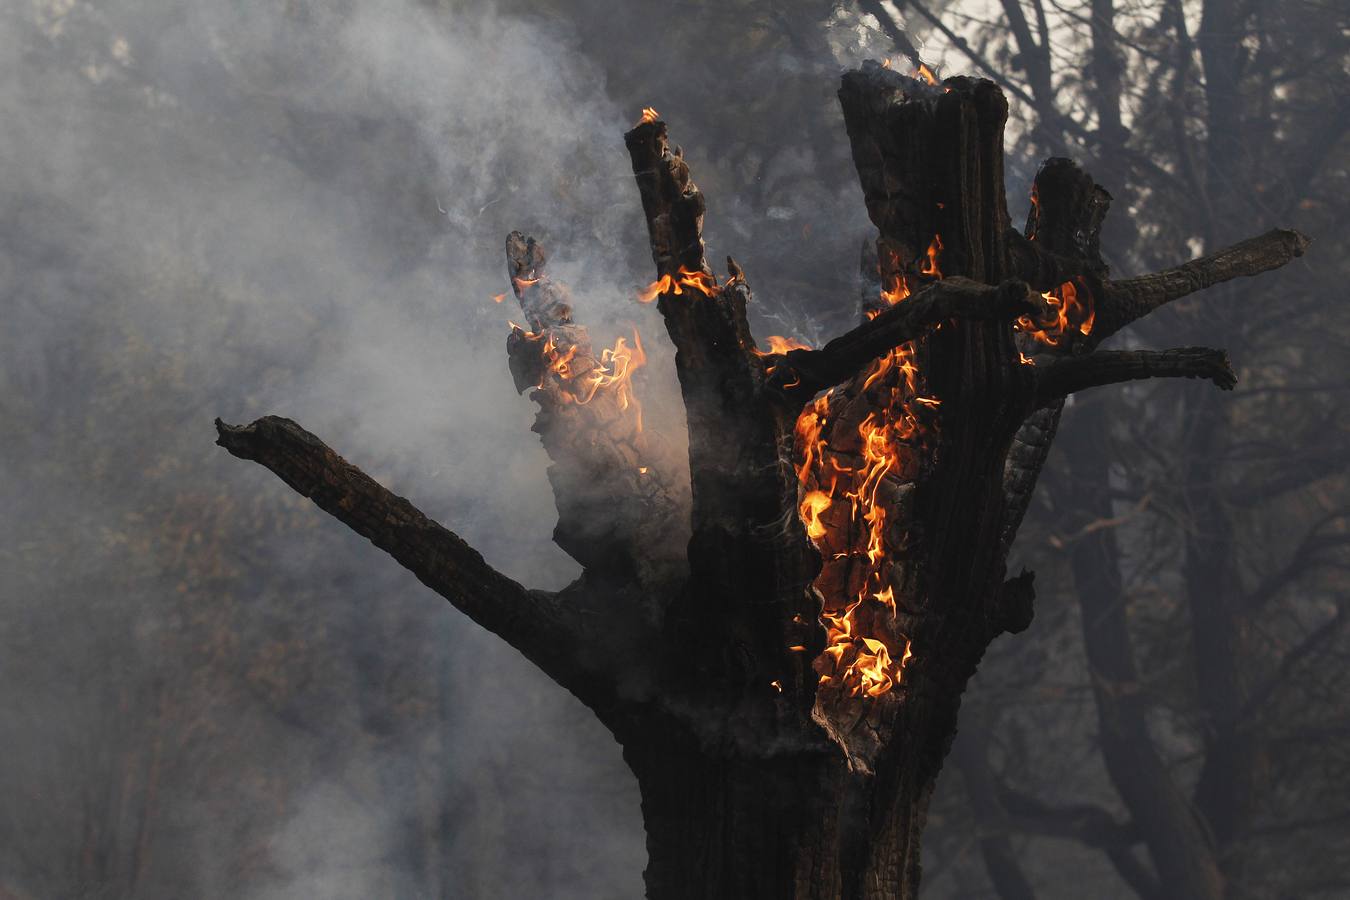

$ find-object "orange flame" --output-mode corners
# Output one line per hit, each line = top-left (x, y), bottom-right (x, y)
(793, 254), (941, 700)
(880, 274), (911, 307)
(1015, 278), (1095, 347)
(491, 292), (507, 304)
(921, 234), (943, 278)
(637, 266), (721, 302)
(522, 326), (650, 431)
(917, 63), (939, 86)
(753, 335), (813, 356)
(637, 107), (659, 126)
(799, 490), (833, 540)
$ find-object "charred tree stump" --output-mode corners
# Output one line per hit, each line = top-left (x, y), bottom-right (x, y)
(215, 62), (1309, 899)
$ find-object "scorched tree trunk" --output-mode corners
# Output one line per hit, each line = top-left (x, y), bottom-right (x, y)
(214, 63), (1308, 899)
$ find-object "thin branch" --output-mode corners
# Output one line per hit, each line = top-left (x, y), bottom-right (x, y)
(995, 782), (1162, 899)
(771, 277), (1034, 396)
(214, 416), (593, 692)
(1095, 228), (1311, 342)
(856, 0), (923, 66)
(1035, 348), (1236, 407)
(1239, 598), (1350, 724)
(1241, 509), (1350, 611)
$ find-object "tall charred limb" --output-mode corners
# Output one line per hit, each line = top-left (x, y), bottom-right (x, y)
(1000, 157), (1109, 555)
(213, 416), (601, 696)
(1035, 347), (1236, 407)
(1095, 228), (1310, 342)
(626, 117), (813, 703)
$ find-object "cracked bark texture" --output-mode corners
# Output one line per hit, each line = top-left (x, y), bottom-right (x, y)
(215, 62), (1309, 900)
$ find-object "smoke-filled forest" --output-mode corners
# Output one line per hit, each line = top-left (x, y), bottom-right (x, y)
(2, 0), (1346, 897)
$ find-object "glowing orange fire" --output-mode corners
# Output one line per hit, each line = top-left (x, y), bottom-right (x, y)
(917, 63), (939, 86)
(637, 266), (722, 302)
(753, 335), (813, 356)
(512, 323), (648, 431)
(637, 107), (660, 126)
(1016, 278), (1094, 347)
(788, 238), (948, 700)
(921, 234), (944, 278)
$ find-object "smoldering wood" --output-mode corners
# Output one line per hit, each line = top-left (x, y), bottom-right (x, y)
(500, 229), (686, 589)
(215, 58), (1310, 900)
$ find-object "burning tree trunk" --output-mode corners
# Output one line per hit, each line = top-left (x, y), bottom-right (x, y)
(215, 63), (1308, 899)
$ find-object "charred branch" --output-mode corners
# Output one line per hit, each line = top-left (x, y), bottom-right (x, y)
(771, 277), (1034, 396)
(1035, 347), (1236, 407)
(1095, 228), (1311, 342)
(625, 116), (812, 691)
(500, 231), (685, 586)
(213, 416), (598, 694)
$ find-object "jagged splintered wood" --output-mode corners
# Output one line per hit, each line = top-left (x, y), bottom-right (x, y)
(215, 60), (1308, 900)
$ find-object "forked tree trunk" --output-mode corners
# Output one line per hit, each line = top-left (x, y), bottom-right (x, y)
(214, 62), (1308, 899)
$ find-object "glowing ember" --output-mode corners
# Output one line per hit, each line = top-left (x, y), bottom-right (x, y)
(799, 490), (833, 540)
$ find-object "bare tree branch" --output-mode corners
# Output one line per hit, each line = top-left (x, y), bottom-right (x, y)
(1241, 510), (1350, 612)
(1095, 229), (1311, 342)
(213, 416), (596, 693)
(996, 782), (1161, 899)
(1035, 348), (1236, 407)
